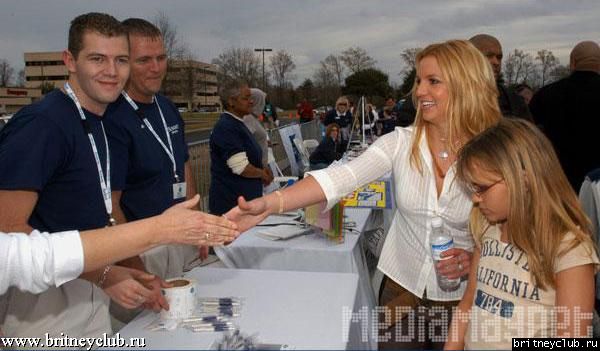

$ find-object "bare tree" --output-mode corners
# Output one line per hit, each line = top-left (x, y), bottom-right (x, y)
(323, 54), (345, 86)
(399, 48), (421, 75)
(153, 11), (186, 59)
(313, 63), (339, 106)
(536, 49), (559, 87)
(503, 49), (536, 86)
(16, 69), (25, 87)
(152, 11), (196, 102)
(269, 50), (296, 106)
(398, 48), (421, 96)
(313, 63), (336, 87)
(270, 50), (296, 88)
(212, 47), (262, 88)
(0, 59), (15, 86)
(340, 47), (376, 74)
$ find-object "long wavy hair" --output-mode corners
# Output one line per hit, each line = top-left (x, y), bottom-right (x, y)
(456, 119), (597, 290)
(409, 40), (501, 171)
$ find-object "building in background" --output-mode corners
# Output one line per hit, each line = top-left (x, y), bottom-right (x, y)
(164, 60), (221, 112)
(0, 87), (42, 114)
(24, 52), (68, 90)
(20, 52), (221, 112)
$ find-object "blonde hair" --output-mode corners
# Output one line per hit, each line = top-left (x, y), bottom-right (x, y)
(409, 40), (501, 171)
(456, 119), (597, 290)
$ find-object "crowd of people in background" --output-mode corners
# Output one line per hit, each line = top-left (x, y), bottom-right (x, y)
(0, 10), (599, 351)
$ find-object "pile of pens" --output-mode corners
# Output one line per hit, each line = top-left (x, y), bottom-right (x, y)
(180, 297), (242, 333)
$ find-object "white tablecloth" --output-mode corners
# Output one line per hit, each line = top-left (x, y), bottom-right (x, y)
(116, 268), (365, 350)
(214, 208), (377, 349)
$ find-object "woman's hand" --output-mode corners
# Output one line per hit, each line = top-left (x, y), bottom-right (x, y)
(436, 248), (472, 280)
(225, 196), (272, 233)
(160, 195), (240, 246)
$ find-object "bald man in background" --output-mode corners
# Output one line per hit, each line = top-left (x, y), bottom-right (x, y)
(469, 34), (532, 121)
(529, 41), (600, 191)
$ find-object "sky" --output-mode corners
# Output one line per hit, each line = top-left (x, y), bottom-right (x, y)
(1, 0), (599, 85)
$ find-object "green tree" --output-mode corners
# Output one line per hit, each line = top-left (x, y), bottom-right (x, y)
(398, 67), (416, 97)
(298, 79), (315, 101)
(342, 68), (391, 99)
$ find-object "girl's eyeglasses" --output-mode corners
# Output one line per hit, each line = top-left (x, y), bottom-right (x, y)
(467, 178), (504, 196)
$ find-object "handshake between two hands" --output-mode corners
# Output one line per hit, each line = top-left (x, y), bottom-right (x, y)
(158, 194), (272, 247)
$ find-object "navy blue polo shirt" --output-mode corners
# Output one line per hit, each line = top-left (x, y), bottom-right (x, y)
(105, 94), (189, 221)
(323, 109), (352, 128)
(209, 112), (262, 215)
(0, 89), (111, 231)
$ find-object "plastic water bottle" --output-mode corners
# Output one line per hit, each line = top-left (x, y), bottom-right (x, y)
(430, 217), (460, 292)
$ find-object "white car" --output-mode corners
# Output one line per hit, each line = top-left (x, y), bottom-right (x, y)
(178, 107), (188, 113)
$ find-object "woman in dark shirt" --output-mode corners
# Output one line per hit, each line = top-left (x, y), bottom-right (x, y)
(209, 82), (272, 215)
(309, 123), (341, 170)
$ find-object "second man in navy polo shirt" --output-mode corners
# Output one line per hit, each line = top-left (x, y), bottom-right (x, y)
(104, 18), (199, 313)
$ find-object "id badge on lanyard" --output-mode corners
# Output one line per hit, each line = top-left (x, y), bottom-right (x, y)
(173, 182), (187, 200)
(121, 91), (187, 200)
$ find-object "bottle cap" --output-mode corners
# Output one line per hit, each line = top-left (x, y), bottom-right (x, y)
(431, 216), (443, 228)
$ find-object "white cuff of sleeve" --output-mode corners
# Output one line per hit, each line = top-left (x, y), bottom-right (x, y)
(227, 152), (250, 175)
(304, 170), (339, 211)
(50, 230), (84, 287)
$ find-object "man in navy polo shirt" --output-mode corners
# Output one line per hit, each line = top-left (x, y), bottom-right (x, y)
(104, 18), (199, 312)
(0, 13), (146, 339)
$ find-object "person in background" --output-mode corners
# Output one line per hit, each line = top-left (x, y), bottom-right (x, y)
(1, 195), (239, 295)
(209, 82), (271, 215)
(226, 40), (502, 349)
(323, 96), (352, 153)
(104, 17), (201, 314)
(309, 123), (341, 170)
(297, 97), (314, 123)
(363, 103), (380, 136)
(263, 96), (279, 127)
(469, 34), (533, 121)
(446, 119), (598, 350)
(529, 40), (600, 191)
(243, 88), (273, 185)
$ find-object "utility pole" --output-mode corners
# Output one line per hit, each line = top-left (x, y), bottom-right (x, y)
(254, 48), (272, 90)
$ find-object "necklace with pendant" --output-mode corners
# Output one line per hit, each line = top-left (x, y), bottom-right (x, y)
(438, 137), (449, 160)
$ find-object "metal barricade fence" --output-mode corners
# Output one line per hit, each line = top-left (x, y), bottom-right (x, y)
(187, 119), (322, 211)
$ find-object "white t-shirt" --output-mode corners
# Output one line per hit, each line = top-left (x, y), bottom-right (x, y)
(0, 230), (83, 294)
(465, 225), (600, 349)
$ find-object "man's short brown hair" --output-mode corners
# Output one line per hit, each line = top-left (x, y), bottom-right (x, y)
(122, 18), (162, 39)
(68, 12), (127, 58)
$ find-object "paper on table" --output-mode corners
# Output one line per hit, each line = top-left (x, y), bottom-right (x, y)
(256, 225), (312, 241)
(258, 215), (301, 226)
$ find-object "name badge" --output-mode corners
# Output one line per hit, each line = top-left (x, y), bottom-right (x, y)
(173, 182), (187, 200)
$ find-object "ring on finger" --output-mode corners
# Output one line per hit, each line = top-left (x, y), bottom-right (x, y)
(458, 262), (464, 272)
(205, 232), (211, 240)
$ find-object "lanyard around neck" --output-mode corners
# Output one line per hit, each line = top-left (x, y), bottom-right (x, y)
(64, 83), (115, 226)
(121, 91), (179, 182)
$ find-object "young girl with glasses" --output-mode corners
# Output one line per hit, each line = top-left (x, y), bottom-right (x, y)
(446, 119), (599, 350)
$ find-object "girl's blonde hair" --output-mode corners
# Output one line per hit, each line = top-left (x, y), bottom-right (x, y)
(409, 40), (501, 171)
(456, 119), (597, 290)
